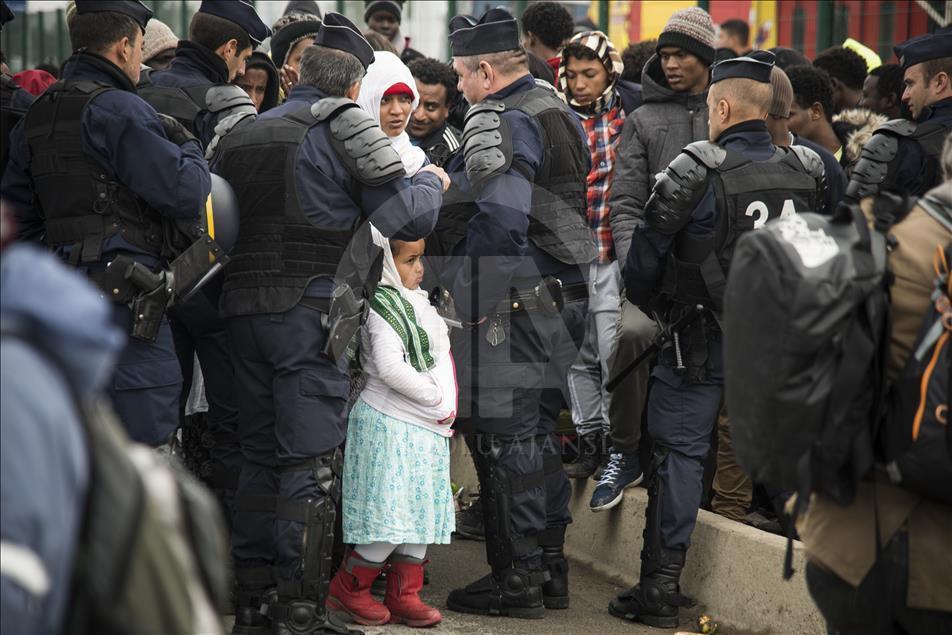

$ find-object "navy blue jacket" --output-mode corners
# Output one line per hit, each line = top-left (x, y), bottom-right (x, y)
(793, 133), (846, 211)
(893, 97), (952, 196)
(1, 244), (125, 635)
(1, 53), (210, 262)
(229, 85), (443, 298)
(443, 75), (589, 319)
(625, 120), (776, 307)
(148, 42), (233, 149)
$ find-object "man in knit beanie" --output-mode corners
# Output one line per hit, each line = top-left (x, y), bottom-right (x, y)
(364, 0), (422, 63)
(142, 18), (178, 70)
(600, 7), (715, 527)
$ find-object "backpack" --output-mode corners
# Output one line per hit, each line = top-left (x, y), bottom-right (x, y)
(722, 204), (890, 511)
(880, 200), (952, 504)
(2, 327), (230, 635)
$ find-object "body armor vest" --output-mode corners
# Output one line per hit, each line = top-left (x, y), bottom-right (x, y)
(661, 146), (819, 312)
(216, 105), (359, 318)
(22, 80), (191, 264)
(137, 75), (212, 139)
(433, 86), (595, 265)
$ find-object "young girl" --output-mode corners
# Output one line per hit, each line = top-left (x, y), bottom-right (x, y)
(328, 229), (456, 628)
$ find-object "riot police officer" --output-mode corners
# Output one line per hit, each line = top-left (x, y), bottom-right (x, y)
(610, 51), (826, 628)
(137, 0), (268, 532)
(213, 13), (448, 635)
(431, 8), (595, 618)
(1, 0), (212, 448)
(847, 29), (952, 203)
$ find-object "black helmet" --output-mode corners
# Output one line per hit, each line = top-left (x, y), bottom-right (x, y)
(204, 173), (239, 255)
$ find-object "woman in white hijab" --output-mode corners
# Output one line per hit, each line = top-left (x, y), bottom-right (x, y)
(357, 51), (428, 176)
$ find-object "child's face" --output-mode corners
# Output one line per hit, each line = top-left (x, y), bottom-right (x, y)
(392, 239), (425, 290)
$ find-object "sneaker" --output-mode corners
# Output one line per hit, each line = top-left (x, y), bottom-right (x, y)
(454, 498), (485, 541)
(589, 452), (643, 512)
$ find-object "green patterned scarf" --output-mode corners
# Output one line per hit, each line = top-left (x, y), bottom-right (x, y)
(370, 285), (435, 372)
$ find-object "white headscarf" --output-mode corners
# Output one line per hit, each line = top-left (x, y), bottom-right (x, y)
(357, 51), (427, 176)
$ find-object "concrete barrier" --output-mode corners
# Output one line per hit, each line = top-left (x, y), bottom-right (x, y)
(450, 438), (826, 634)
(564, 482), (825, 634)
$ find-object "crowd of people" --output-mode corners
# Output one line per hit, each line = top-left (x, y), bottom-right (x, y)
(1, 1), (950, 634)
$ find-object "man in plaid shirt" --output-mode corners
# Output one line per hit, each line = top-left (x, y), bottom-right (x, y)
(557, 31), (645, 510)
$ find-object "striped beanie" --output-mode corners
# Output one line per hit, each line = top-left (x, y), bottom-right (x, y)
(656, 7), (716, 66)
(558, 30), (624, 117)
(769, 66), (794, 118)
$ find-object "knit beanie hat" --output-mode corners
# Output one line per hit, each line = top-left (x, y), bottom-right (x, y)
(769, 66), (793, 118)
(364, 0), (402, 25)
(656, 7), (716, 66)
(143, 18), (178, 63)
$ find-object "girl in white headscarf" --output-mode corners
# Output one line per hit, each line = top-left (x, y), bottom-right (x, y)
(357, 50), (428, 176)
(328, 227), (455, 628)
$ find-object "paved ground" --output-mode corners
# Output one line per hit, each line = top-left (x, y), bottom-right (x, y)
(345, 538), (702, 635)
(224, 537), (707, 634)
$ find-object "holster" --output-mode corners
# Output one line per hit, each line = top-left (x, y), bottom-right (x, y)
(104, 255), (174, 343)
(320, 283), (367, 363)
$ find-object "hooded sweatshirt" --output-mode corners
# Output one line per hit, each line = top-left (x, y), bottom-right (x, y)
(357, 51), (427, 176)
(609, 53), (710, 269)
(357, 226), (456, 436)
(1, 244), (124, 635)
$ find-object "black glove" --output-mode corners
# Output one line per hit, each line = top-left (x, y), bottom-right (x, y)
(157, 113), (197, 146)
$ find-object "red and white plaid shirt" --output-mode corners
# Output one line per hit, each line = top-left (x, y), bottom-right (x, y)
(581, 101), (627, 263)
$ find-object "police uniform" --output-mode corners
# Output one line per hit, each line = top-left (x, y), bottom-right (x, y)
(136, 0), (268, 541)
(611, 52), (827, 627)
(213, 14), (443, 635)
(0, 0), (213, 448)
(432, 9), (595, 618)
(846, 30), (952, 205)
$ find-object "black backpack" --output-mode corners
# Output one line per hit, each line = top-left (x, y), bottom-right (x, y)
(880, 199), (952, 504)
(723, 205), (890, 525)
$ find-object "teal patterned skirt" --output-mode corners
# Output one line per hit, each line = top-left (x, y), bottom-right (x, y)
(342, 398), (455, 545)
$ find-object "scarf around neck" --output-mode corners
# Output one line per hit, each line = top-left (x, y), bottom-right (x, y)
(558, 30), (624, 119)
(368, 226), (434, 372)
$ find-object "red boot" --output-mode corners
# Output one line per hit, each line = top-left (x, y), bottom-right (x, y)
(326, 549), (391, 625)
(385, 554), (442, 627)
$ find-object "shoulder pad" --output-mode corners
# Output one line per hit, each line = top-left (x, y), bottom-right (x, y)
(645, 149), (712, 233)
(462, 99), (512, 188)
(682, 141), (727, 169)
(205, 84), (256, 117)
(310, 96), (355, 123)
(845, 131), (899, 201)
(327, 103), (404, 187)
(788, 144), (825, 180)
(874, 118), (917, 138)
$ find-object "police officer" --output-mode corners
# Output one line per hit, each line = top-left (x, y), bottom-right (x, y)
(138, 0), (268, 531)
(610, 51), (826, 628)
(213, 14), (448, 635)
(432, 8), (594, 618)
(139, 0), (268, 151)
(1, 0), (212, 448)
(1, 1), (35, 176)
(847, 29), (952, 203)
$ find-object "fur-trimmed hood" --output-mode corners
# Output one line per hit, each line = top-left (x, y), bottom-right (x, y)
(833, 108), (888, 170)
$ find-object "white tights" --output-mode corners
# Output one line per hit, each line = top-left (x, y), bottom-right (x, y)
(354, 542), (427, 564)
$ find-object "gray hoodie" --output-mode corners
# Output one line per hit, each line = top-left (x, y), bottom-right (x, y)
(609, 54), (710, 269)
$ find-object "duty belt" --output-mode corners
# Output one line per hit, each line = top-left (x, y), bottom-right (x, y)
(494, 278), (588, 316)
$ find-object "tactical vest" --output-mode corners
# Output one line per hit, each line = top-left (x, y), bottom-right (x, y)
(217, 104), (363, 318)
(846, 118), (949, 201)
(137, 71), (213, 139)
(434, 86), (595, 265)
(22, 80), (190, 264)
(661, 145), (819, 312)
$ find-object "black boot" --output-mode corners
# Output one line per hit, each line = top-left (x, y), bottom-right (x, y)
(232, 587), (275, 635)
(608, 548), (694, 628)
(446, 567), (547, 619)
(540, 545), (569, 609)
(270, 599), (363, 635)
(564, 431), (602, 479)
